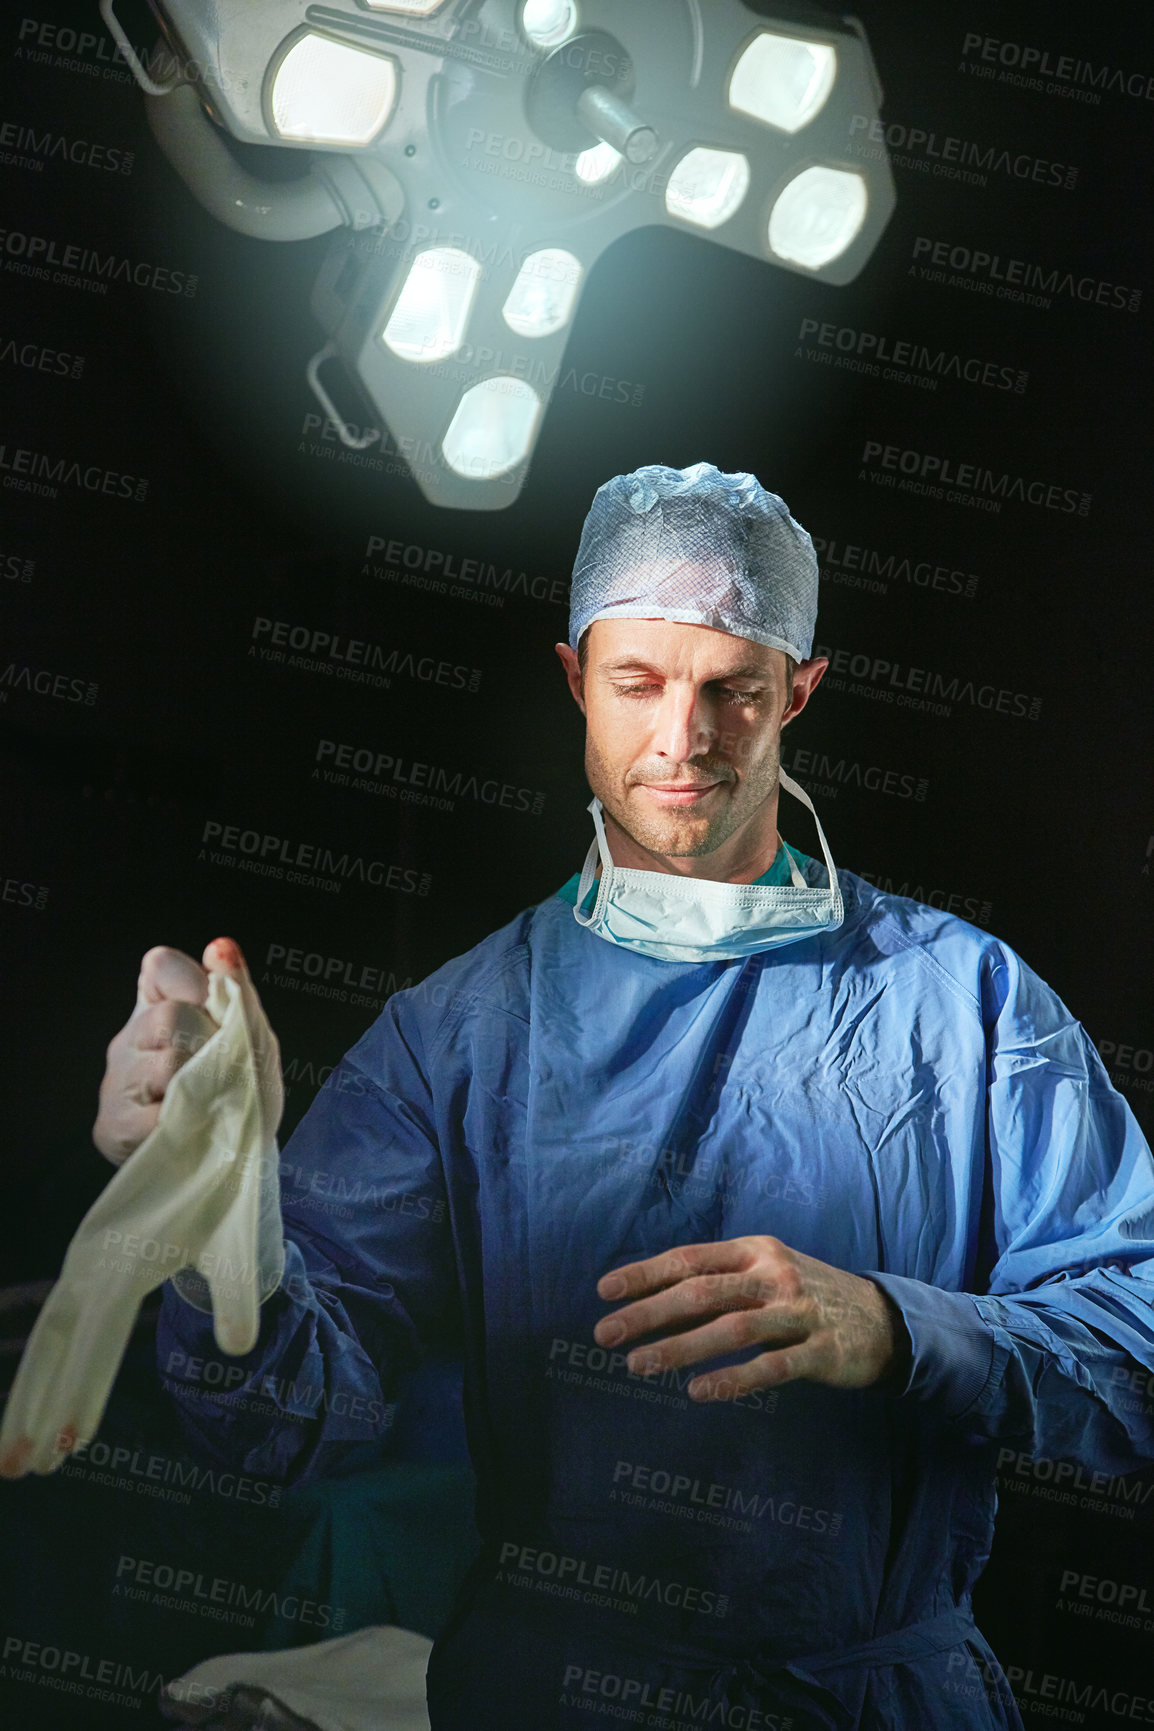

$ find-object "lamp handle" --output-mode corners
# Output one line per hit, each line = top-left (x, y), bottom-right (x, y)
(99, 0), (182, 97)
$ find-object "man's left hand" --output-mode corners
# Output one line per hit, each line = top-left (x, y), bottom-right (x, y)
(593, 1236), (902, 1401)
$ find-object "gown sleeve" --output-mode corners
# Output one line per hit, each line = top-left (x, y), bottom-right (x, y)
(869, 944), (1154, 1473)
(154, 993), (461, 1484)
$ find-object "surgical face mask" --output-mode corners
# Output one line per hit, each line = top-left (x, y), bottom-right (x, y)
(573, 769), (842, 964)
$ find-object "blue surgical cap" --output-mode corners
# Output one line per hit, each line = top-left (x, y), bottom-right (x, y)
(569, 462), (818, 662)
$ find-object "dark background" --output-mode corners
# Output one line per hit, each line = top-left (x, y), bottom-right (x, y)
(2, 0), (1152, 1724)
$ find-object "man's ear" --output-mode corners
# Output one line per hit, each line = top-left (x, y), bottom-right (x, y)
(555, 642), (587, 715)
(782, 656), (828, 727)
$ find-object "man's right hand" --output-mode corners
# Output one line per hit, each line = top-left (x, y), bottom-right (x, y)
(93, 942), (229, 1166)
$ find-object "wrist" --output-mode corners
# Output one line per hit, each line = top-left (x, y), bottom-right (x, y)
(868, 1279), (913, 1393)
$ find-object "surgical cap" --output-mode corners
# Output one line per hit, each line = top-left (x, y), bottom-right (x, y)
(569, 462), (818, 663)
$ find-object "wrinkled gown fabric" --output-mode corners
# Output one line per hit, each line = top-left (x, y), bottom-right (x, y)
(157, 860), (1154, 1730)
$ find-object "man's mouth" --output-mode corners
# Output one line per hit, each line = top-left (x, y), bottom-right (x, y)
(637, 781), (724, 806)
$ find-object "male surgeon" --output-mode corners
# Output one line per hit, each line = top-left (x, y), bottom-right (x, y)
(91, 465), (1154, 1729)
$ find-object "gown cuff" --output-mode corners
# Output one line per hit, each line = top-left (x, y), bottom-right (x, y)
(864, 1272), (997, 1419)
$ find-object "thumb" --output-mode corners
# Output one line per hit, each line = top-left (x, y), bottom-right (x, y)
(202, 936), (248, 976)
(201, 938), (283, 1135)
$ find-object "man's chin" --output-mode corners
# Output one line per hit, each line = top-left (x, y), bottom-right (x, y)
(618, 811), (726, 860)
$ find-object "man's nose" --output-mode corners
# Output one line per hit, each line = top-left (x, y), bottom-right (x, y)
(649, 688), (717, 760)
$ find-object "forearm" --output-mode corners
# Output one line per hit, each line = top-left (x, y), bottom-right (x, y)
(871, 1269), (1154, 1474)
(156, 1237), (414, 1484)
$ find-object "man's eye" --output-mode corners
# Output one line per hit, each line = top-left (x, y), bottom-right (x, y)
(720, 688), (762, 705)
(616, 683), (660, 697)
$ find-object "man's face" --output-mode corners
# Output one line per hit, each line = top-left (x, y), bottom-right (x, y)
(558, 617), (818, 861)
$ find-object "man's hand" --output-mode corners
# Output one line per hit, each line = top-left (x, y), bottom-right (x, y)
(593, 1236), (904, 1401)
(93, 939), (246, 1166)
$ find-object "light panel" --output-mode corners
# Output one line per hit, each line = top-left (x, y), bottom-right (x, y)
(575, 141), (622, 185)
(382, 248), (481, 363)
(729, 33), (837, 133)
(502, 249), (583, 338)
(521, 0), (579, 48)
(767, 165), (868, 268)
(442, 378), (543, 478)
(270, 35), (398, 148)
(665, 148), (750, 230)
(365, 1), (447, 13)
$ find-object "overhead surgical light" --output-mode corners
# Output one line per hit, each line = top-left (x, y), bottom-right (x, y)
(383, 247), (482, 362)
(269, 34), (399, 147)
(502, 248), (583, 338)
(443, 376), (543, 478)
(575, 140), (621, 185)
(728, 33), (837, 132)
(665, 148), (751, 231)
(365, 1), (448, 13)
(520, 0), (579, 48)
(101, 0), (896, 510)
(768, 165), (868, 268)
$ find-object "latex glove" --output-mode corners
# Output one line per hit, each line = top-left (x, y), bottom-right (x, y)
(0, 943), (284, 1478)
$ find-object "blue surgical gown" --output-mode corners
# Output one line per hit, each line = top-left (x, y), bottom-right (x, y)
(157, 854), (1154, 1730)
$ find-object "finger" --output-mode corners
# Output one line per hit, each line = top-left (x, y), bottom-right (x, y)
(136, 946), (210, 1011)
(596, 1240), (753, 1304)
(594, 1269), (771, 1348)
(122, 1047), (188, 1105)
(93, 1103), (161, 1165)
(203, 937), (273, 1044)
(622, 1306), (809, 1377)
(131, 999), (218, 1056)
(202, 937), (283, 1104)
(688, 1338), (831, 1401)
